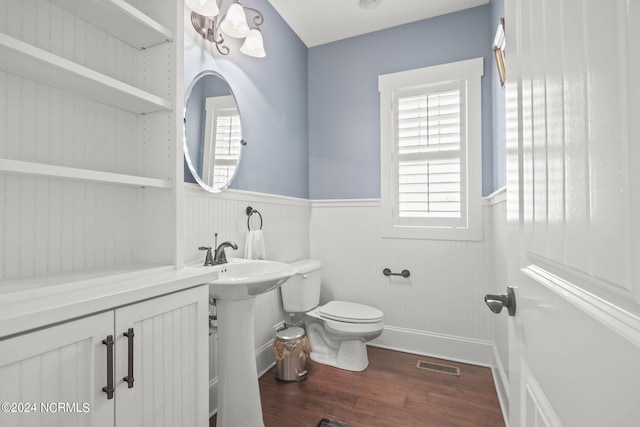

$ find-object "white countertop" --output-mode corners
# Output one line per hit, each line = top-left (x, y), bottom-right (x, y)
(0, 263), (218, 338)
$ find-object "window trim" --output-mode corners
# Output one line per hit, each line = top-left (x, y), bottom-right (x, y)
(379, 58), (484, 241)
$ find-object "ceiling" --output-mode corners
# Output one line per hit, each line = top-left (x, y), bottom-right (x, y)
(267, 0), (490, 47)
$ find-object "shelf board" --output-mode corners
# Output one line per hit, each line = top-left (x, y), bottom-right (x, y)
(0, 33), (172, 114)
(0, 159), (173, 189)
(49, 0), (173, 49)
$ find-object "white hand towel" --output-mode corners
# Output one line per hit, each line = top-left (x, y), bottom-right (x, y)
(244, 230), (266, 260)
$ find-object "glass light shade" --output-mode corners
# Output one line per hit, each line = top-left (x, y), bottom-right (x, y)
(220, 3), (250, 38)
(185, 0), (219, 17)
(240, 28), (266, 58)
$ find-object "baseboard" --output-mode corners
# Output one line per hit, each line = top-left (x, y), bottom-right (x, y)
(209, 338), (277, 418)
(256, 339), (277, 378)
(491, 343), (510, 427)
(369, 325), (494, 367)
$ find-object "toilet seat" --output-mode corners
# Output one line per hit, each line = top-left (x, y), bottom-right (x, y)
(319, 301), (384, 324)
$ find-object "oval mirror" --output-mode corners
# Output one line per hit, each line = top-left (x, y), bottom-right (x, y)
(184, 70), (243, 192)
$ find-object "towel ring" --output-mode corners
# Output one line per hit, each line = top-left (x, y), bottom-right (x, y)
(246, 206), (263, 231)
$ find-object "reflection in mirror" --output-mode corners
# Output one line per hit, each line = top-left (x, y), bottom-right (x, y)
(184, 70), (243, 192)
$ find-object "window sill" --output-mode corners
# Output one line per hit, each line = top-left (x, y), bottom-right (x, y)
(381, 221), (483, 242)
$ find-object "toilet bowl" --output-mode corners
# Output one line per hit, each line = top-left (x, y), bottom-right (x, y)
(305, 301), (384, 371)
(281, 260), (384, 372)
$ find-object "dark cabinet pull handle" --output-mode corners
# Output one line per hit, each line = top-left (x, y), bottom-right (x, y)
(123, 328), (135, 388)
(102, 335), (114, 399)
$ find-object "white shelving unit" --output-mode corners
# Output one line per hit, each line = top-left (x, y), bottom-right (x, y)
(49, 0), (174, 49)
(0, 33), (172, 114)
(0, 0), (185, 300)
(0, 159), (172, 188)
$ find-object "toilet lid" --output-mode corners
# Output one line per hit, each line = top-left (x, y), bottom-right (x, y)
(319, 301), (383, 324)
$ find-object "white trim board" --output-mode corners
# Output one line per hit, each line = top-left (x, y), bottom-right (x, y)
(311, 191), (506, 209)
(369, 325), (494, 367)
(523, 264), (640, 348)
(184, 184), (311, 208)
(483, 186), (507, 206)
(311, 199), (382, 208)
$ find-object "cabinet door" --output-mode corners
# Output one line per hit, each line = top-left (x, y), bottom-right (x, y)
(0, 311), (115, 427)
(114, 285), (209, 427)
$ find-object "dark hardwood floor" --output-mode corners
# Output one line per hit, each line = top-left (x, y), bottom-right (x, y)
(210, 346), (505, 427)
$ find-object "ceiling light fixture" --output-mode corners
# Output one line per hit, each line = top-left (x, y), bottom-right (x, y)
(186, 0), (266, 58)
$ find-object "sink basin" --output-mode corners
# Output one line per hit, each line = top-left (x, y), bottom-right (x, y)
(191, 257), (297, 300)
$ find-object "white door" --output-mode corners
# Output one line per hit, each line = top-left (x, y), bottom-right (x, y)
(114, 285), (209, 427)
(505, 0), (640, 426)
(0, 311), (114, 427)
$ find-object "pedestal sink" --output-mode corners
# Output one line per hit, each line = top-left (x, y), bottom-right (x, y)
(189, 258), (296, 427)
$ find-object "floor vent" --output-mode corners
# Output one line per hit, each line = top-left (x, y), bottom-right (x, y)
(416, 360), (460, 376)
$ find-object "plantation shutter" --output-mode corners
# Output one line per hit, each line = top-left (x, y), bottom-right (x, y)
(212, 108), (241, 188)
(394, 81), (466, 227)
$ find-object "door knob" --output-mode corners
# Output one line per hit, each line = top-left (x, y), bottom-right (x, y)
(484, 286), (516, 316)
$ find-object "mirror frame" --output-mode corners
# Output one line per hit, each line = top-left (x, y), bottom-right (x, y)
(183, 70), (244, 193)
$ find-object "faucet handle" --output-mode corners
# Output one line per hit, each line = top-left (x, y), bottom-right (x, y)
(199, 246), (214, 266)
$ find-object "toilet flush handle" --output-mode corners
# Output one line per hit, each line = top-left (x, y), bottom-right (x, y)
(301, 274), (309, 279)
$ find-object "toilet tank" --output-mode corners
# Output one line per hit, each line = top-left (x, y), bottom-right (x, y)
(281, 259), (322, 313)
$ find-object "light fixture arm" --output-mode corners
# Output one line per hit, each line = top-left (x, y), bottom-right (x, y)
(190, 12), (229, 55)
(243, 6), (264, 28)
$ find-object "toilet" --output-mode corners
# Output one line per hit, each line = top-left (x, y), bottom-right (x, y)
(281, 259), (384, 372)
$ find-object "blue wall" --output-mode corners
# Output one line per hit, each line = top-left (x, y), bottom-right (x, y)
(184, 0), (309, 198)
(308, 5), (495, 199)
(184, 3), (506, 199)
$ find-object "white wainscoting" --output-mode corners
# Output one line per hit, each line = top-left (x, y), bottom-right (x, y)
(188, 186), (511, 418)
(488, 189), (510, 426)
(309, 195), (506, 368)
(183, 185), (311, 416)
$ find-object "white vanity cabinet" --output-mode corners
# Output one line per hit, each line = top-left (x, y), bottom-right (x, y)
(114, 285), (209, 427)
(0, 285), (209, 427)
(0, 311), (115, 427)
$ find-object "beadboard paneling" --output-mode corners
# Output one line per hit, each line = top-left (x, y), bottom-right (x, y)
(310, 199), (499, 363)
(0, 0), (173, 99)
(0, 175), (141, 280)
(183, 185), (310, 402)
(0, 70), (142, 175)
(0, 0), (138, 90)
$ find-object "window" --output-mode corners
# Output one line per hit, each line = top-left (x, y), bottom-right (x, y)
(379, 58), (483, 241)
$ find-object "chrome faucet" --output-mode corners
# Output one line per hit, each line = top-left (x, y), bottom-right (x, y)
(213, 241), (238, 265)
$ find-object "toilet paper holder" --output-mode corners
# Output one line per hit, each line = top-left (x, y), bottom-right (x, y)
(383, 268), (410, 278)
(484, 286), (516, 316)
